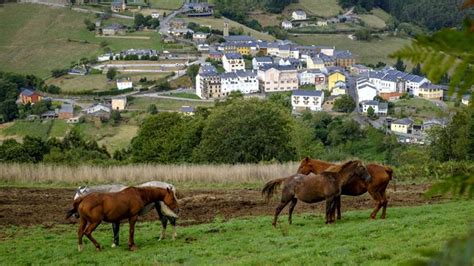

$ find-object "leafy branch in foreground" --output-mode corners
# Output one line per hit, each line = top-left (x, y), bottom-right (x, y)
(391, 0), (474, 101)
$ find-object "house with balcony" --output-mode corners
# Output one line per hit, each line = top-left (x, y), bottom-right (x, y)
(220, 70), (259, 96)
(292, 90), (324, 112)
(196, 64), (222, 99)
(257, 65), (298, 93)
(222, 53), (245, 72)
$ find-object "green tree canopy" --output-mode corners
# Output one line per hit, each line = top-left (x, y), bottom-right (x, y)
(193, 99), (295, 163)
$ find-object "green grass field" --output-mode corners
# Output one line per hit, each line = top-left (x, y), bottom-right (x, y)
(0, 201), (472, 264)
(182, 17), (275, 41)
(148, 0), (183, 10)
(1, 120), (53, 139)
(128, 97), (214, 111)
(285, 0), (342, 18)
(393, 98), (447, 119)
(46, 73), (171, 93)
(0, 4), (175, 78)
(289, 34), (411, 65)
(167, 92), (201, 99)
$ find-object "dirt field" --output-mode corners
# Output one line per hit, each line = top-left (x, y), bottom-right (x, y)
(0, 184), (441, 228)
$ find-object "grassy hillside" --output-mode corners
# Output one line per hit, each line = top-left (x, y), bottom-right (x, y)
(0, 201), (472, 264)
(128, 97), (214, 111)
(182, 16), (275, 41)
(148, 0), (183, 10)
(0, 4), (177, 78)
(289, 34), (411, 65)
(285, 0), (343, 18)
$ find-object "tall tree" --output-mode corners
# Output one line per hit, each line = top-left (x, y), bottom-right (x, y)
(394, 58), (407, 72)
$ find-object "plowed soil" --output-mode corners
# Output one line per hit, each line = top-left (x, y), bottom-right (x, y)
(0, 184), (441, 228)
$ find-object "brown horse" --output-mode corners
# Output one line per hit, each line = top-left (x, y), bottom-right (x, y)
(297, 157), (394, 219)
(262, 160), (370, 226)
(66, 186), (179, 252)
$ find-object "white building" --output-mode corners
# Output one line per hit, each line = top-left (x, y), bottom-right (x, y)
(97, 53), (113, 62)
(462, 95), (471, 106)
(357, 78), (378, 103)
(292, 90), (324, 112)
(360, 100), (388, 116)
(252, 57), (273, 70)
(298, 70), (326, 86)
(221, 70), (259, 96)
(282, 20), (293, 29)
(83, 103), (111, 114)
(331, 81), (347, 96)
(292, 10), (307, 21)
(363, 67), (429, 95)
(196, 64), (221, 99)
(116, 78), (133, 90)
(222, 53), (245, 72)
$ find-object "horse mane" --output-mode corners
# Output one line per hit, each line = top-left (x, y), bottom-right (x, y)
(138, 181), (176, 193)
(323, 160), (358, 174)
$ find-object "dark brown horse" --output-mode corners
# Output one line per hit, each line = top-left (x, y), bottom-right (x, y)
(297, 157), (394, 219)
(66, 186), (179, 252)
(262, 160), (370, 226)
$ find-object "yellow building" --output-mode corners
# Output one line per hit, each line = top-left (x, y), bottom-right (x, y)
(111, 97), (127, 110)
(417, 83), (444, 100)
(236, 45), (251, 56)
(390, 118), (413, 134)
(328, 71), (346, 91)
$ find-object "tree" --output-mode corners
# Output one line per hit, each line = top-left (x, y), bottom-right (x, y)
(147, 104), (158, 114)
(111, 110), (121, 126)
(393, 58), (406, 72)
(367, 106), (377, 119)
(355, 29), (372, 41)
(106, 68), (117, 80)
(31, 100), (51, 115)
(131, 112), (199, 163)
(193, 99), (296, 163)
(84, 19), (96, 31)
(411, 63), (422, 75)
(0, 100), (19, 122)
(333, 95), (356, 113)
(134, 14), (147, 28)
(186, 64), (200, 82)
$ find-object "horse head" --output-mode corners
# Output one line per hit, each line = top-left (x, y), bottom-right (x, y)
(162, 186), (180, 216)
(296, 157), (313, 175)
(323, 160), (369, 185)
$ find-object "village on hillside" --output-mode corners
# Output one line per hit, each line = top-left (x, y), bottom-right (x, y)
(3, 1), (472, 147)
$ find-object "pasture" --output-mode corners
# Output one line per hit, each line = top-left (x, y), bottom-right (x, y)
(284, 0), (342, 18)
(148, 0), (183, 10)
(0, 4), (183, 78)
(0, 198), (471, 264)
(181, 16), (275, 41)
(127, 96), (214, 111)
(289, 34), (411, 65)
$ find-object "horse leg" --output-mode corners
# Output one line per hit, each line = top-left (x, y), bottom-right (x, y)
(325, 198), (336, 224)
(77, 217), (87, 252)
(336, 196), (342, 220)
(272, 199), (291, 227)
(111, 222), (120, 248)
(380, 191), (388, 219)
(288, 198), (298, 225)
(128, 215), (138, 251)
(159, 216), (168, 241)
(170, 218), (177, 240)
(368, 190), (383, 219)
(84, 221), (102, 251)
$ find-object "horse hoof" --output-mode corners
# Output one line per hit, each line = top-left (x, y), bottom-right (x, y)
(96, 247), (101, 252)
(78, 245), (84, 252)
(111, 243), (117, 248)
(129, 245), (138, 251)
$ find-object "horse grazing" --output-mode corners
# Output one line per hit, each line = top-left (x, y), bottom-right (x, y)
(66, 186), (179, 251)
(73, 182), (179, 247)
(297, 157), (394, 219)
(262, 160), (369, 226)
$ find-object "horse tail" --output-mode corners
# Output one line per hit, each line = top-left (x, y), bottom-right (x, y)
(261, 177), (287, 202)
(65, 196), (85, 219)
(385, 166), (396, 192)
